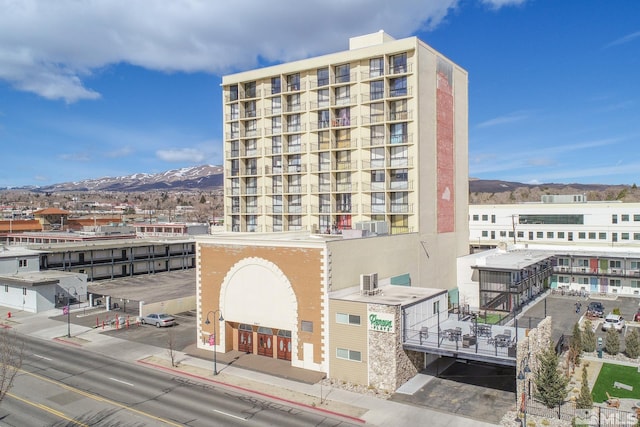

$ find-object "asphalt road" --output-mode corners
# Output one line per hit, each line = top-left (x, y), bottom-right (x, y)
(2, 334), (361, 427)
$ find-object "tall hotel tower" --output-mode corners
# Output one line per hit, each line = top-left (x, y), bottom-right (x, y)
(221, 31), (468, 270)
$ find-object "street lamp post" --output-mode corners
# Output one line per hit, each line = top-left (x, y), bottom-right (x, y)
(515, 355), (531, 427)
(205, 310), (224, 375)
(66, 286), (78, 338)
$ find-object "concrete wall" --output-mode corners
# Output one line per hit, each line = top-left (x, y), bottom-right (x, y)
(141, 295), (196, 317)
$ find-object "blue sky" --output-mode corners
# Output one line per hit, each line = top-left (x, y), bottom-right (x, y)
(0, 0), (639, 188)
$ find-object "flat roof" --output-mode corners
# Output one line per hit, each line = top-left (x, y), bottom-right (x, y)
(330, 284), (446, 306)
(87, 269), (195, 304)
(24, 237), (195, 252)
(477, 249), (553, 270)
(0, 270), (82, 286)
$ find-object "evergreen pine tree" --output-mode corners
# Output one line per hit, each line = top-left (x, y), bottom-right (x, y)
(575, 365), (593, 409)
(625, 328), (640, 359)
(570, 322), (582, 367)
(534, 344), (569, 408)
(582, 320), (597, 352)
(605, 328), (620, 355)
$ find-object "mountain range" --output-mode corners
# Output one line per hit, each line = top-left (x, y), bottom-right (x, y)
(3, 166), (635, 203)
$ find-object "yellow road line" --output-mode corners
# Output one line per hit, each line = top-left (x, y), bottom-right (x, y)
(14, 368), (183, 426)
(6, 392), (89, 427)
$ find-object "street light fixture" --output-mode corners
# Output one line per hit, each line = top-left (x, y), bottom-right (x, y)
(65, 286), (78, 338)
(204, 310), (224, 375)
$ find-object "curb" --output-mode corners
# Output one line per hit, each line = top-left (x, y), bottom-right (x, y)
(136, 358), (366, 424)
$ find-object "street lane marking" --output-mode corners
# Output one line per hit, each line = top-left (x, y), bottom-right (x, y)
(33, 353), (53, 361)
(7, 392), (89, 427)
(109, 377), (135, 387)
(17, 369), (182, 426)
(213, 409), (246, 421)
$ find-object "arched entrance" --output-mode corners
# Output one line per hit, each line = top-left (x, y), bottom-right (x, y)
(238, 324), (253, 353)
(277, 329), (292, 361)
(257, 327), (273, 357)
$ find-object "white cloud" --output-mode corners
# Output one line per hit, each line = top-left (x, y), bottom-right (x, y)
(604, 31), (640, 49)
(0, 0), (459, 103)
(476, 111), (530, 128)
(156, 148), (206, 163)
(480, 0), (527, 10)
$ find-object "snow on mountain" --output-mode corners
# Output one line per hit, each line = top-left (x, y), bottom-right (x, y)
(23, 165), (224, 192)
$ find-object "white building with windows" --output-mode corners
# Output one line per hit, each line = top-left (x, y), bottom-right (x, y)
(469, 197), (640, 250)
(0, 245), (87, 313)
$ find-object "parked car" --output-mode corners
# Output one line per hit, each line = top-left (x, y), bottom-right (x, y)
(587, 301), (605, 317)
(601, 313), (625, 332)
(141, 313), (176, 328)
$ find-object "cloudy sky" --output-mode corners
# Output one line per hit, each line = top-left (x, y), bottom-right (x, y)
(0, 0), (639, 187)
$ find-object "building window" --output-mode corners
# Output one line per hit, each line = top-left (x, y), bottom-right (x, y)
(369, 57), (383, 77)
(610, 260), (622, 268)
(622, 233), (630, 240)
(612, 214), (618, 224)
(335, 64), (350, 83)
(558, 232), (565, 239)
(317, 68), (329, 87)
(433, 300), (440, 314)
(634, 214), (640, 222)
(631, 280), (640, 288)
(472, 215), (479, 221)
(389, 53), (407, 74)
(517, 231), (524, 238)
(229, 85), (238, 101)
(4, 285), (7, 292)
(271, 76), (281, 94)
(244, 81), (256, 98)
(19, 259), (28, 268)
(287, 73), (300, 91)
(537, 232), (543, 238)
(599, 232), (607, 240)
(336, 313), (361, 325)
(622, 214), (630, 221)
(482, 215), (488, 221)
(547, 232), (554, 238)
(389, 77), (407, 97)
(588, 232), (596, 239)
(370, 80), (384, 101)
(301, 320), (313, 332)
(482, 231), (488, 237)
(500, 231), (507, 237)
(336, 348), (361, 362)
(634, 233), (640, 241)
(22, 287), (27, 295)
(610, 279), (621, 287)
(578, 232), (586, 239)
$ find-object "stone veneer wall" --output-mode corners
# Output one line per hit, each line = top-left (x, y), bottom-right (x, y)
(367, 303), (423, 392)
(516, 316), (553, 400)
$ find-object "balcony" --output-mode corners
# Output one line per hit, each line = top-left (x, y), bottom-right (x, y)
(264, 165), (283, 175)
(287, 205), (303, 214)
(336, 182), (355, 192)
(240, 89), (261, 100)
(286, 185), (303, 194)
(388, 86), (413, 98)
(286, 165), (304, 174)
(334, 161), (355, 171)
(241, 109), (258, 119)
(361, 114), (385, 125)
(389, 62), (413, 75)
(390, 134), (412, 144)
(390, 203), (412, 214)
(243, 186), (259, 195)
(265, 126), (281, 137)
(389, 110), (412, 121)
(361, 137), (385, 148)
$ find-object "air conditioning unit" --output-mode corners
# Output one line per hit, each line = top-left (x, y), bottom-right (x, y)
(360, 273), (378, 294)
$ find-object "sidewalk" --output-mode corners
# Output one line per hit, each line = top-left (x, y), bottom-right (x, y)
(3, 308), (499, 427)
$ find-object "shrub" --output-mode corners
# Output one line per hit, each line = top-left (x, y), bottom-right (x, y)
(625, 328), (640, 359)
(605, 328), (620, 355)
(582, 320), (596, 352)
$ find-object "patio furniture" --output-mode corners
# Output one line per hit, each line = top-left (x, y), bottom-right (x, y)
(493, 334), (511, 347)
(606, 392), (620, 408)
(462, 334), (476, 348)
(419, 327), (429, 344)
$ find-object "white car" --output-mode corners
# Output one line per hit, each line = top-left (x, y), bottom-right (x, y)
(141, 313), (176, 328)
(601, 314), (625, 332)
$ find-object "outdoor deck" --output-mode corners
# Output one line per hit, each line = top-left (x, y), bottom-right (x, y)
(403, 314), (526, 366)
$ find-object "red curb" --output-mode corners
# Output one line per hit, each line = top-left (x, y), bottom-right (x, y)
(136, 359), (366, 424)
(53, 337), (83, 347)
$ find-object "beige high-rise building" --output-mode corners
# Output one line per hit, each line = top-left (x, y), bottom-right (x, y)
(221, 30), (468, 255)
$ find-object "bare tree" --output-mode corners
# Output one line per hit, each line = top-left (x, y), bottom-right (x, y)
(0, 328), (24, 404)
(166, 328), (178, 368)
